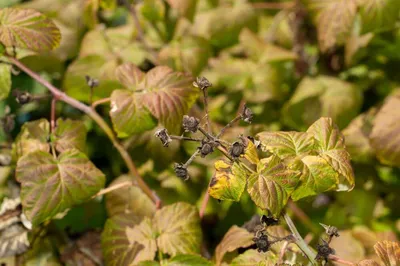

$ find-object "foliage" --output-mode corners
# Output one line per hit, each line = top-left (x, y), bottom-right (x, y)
(0, 0), (400, 265)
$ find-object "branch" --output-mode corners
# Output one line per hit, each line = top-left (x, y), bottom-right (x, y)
(93, 180), (132, 198)
(7, 56), (161, 207)
(91, 97), (110, 109)
(50, 97), (57, 132)
(202, 88), (212, 134)
(170, 135), (203, 142)
(283, 212), (317, 265)
(329, 255), (356, 266)
(216, 115), (241, 138)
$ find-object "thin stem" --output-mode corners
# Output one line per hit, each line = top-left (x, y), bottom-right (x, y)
(252, 2), (295, 9)
(329, 255), (356, 266)
(184, 149), (200, 168)
(278, 241), (289, 264)
(50, 97), (57, 132)
(8, 56), (161, 206)
(199, 191), (210, 219)
(216, 115), (241, 138)
(121, 0), (158, 64)
(202, 88), (212, 134)
(93, 180), (132, 198)
(283, 212), (317, 265)
(216, 146), (233, 161)
(170, 135), (203, 142)
(198, 126), (215, 140)
(91, 97), (111, 109)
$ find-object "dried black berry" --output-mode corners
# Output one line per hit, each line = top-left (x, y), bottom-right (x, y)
(315, 239), (335, 262)
(154, 128), (172, 147)
(320, 223), (340, 238)
(193, 76), (212, 90)
(261, 215), (279, 227)
(241, 105), (253, 123)
(200, 142), (214, 158)
(174, 163), (189, 180)
(253, 233), (270, 253)
(182, 115), (200, 133)
(229, 141), (245, 159)
(85, 75), (99, 88)
(12, 90), (32, 105)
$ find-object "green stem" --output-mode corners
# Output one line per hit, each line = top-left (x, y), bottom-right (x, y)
(283, 212), (317, 265)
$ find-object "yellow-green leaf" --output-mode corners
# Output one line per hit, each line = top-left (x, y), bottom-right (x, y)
(374, 241), (400, 266)
(16, 149), (105, 225)
(126, 217), (157, 263)
(231, 249), (277, 266)
(208, 160), (249, 202)
(166, 0), (198, 20)
(0, 8), (61, 52)
(140, 0), (165, 22)
(244, 140), (259, 165)
(0, 63), (11, 101)
(357, 0), (400, 33)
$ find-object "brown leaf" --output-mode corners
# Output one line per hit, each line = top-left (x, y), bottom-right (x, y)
(374, 241), (400, 266)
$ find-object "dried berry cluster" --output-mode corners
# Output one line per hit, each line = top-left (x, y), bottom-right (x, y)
(154, 77), (254, 180)
(314, 223), (340, 262)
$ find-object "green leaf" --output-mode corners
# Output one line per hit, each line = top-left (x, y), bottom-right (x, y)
(111, 63), (198, 135)
(373, 241), (400, 266)
(166, 0), (198, 20)
(13, 119), (50, 160)
(63, 55), (121, 102)
(283, 76), (363, 130)
(244, 140), (259, 165)
(0, 64), (11, 101)
(192, 4), (257, 49)
(105, 175), (156, 217)
(215, 225), (254, 265)
(102, 213), (146, 266)
(16, 149), (105, 225)
(140, 0), (165, 22)
(230, 249), (277, 266)
(291, 155), (339, 201)
(370, 91), (400, 166)
(53, 118), (87, 153)
(126, 217), (157, 262)
(256, 131), (316, 159)
(83, 0), (99, 29)
(208, 160), (249, 202)
(302, 0), (357, 52)
(0, 8), (61, 51)
(153, 202), (202, 256)
(247, 156), (301, 216)
(357, 0), (400, 33)
(100, 0), (116, 10)
(167, 254), (212, 266)
(307, 117), (355, 191)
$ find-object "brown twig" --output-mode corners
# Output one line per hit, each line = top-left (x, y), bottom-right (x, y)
(8, 56), (161, 207)
(202, 88), (212, 134)
(170, 135), (203, 142)
(198, 126), (215, 140)
(50, 97), (57, 133)
(91, 97), (110, 109)
(328, 255), (356, 266)
(93, 180), (132, 198)
(252, 2), (295, 9)
(278, 241), (289, 264)
(216, 115), (241, 138)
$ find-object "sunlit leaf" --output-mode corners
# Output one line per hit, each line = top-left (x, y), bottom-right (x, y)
(256, 131), (316, 159)
(291, 155), (339, 201)
(244, 140), (259, 165)
(0, 8), (61, 51)
(208, 160), (249, 202)
(302, 0), (357, 52)
(111, 63), (198, 136)
(215, 225), (254, 265)
(0, 224), (29, 257)
(0, 64), (11, 101)
(16, 149), (105, 225)
(166, 0), (198, 20)
(140, 0), (165, 22)
(167, 254), (212, 266)
(374, 241), (400, 266)
(126, 217), (157, 262)
(307, 117), (355, 191)
(247, 156), (301, 216)
(153, 202), (201, 256)
(370, 91), (400, 166)
(330, 230), (365, 263)
(53, 118), (87, 153)
(357, 0), (400, 33)
(230, 249), (277, 266)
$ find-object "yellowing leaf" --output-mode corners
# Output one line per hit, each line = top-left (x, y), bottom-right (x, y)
(307, 117), (355, 191)
(126, 217), (157, 263)
(247, 156), (301, 216)
(374, 241), (400, 266)
(244, 140), (259, 165)
(215, 226), (254, 265)
(0, 63), (11, 101)
(53, 118), (87, 153)
(153, 202), (201, 256)
(256, 131), (316, 159)
(357, 0), (400, 33)
(357, 260), (380, 266)
(166, 0), (198, 20)
(370, 91), (400, 166)
(291, 155), (339, 201)
(230, 249), (277, 266)
(208, 160), (249, 202)
(0, 8), (61, 52)
(16, 149), (105, 225)
(167, 254), (212, 266)
(303, 0), (358, 52)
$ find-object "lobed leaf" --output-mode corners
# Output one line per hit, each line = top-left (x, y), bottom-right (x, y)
(374, 241), (400, 266)
(53, 118), (87, 153)
(16, 149), (105, 225)
(230, 249), (277, 266)
(126, 217), (157, 262)
(247, 156), (301, 217)
(208, 160), (249, 202)
(0, 8), (61, 52)
(0, 63), (11, 101)
(215, 225), (254, 265)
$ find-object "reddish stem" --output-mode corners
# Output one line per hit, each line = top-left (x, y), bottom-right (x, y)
(50, 97), (57, 132)
(329, 255), (356, 266)
(199, 190), (210, 219)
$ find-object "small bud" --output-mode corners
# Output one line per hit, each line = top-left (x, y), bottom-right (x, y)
(154, 128), (172, 147)
(85, 75), (99, 88)
(319, 223), (339, 238)
(261, 215), (279, 227)
(229, 141), (245, 159)
(200, 141), (215, 158)
(174, 163), (189, 180)
(182, 115), (200, 133)
(12, 90), (32, 105)
(253, 232), (270, 253)
(193, 76), (212, 90)
(315, 239), (335, 262)
(241, 105), (253, 123)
